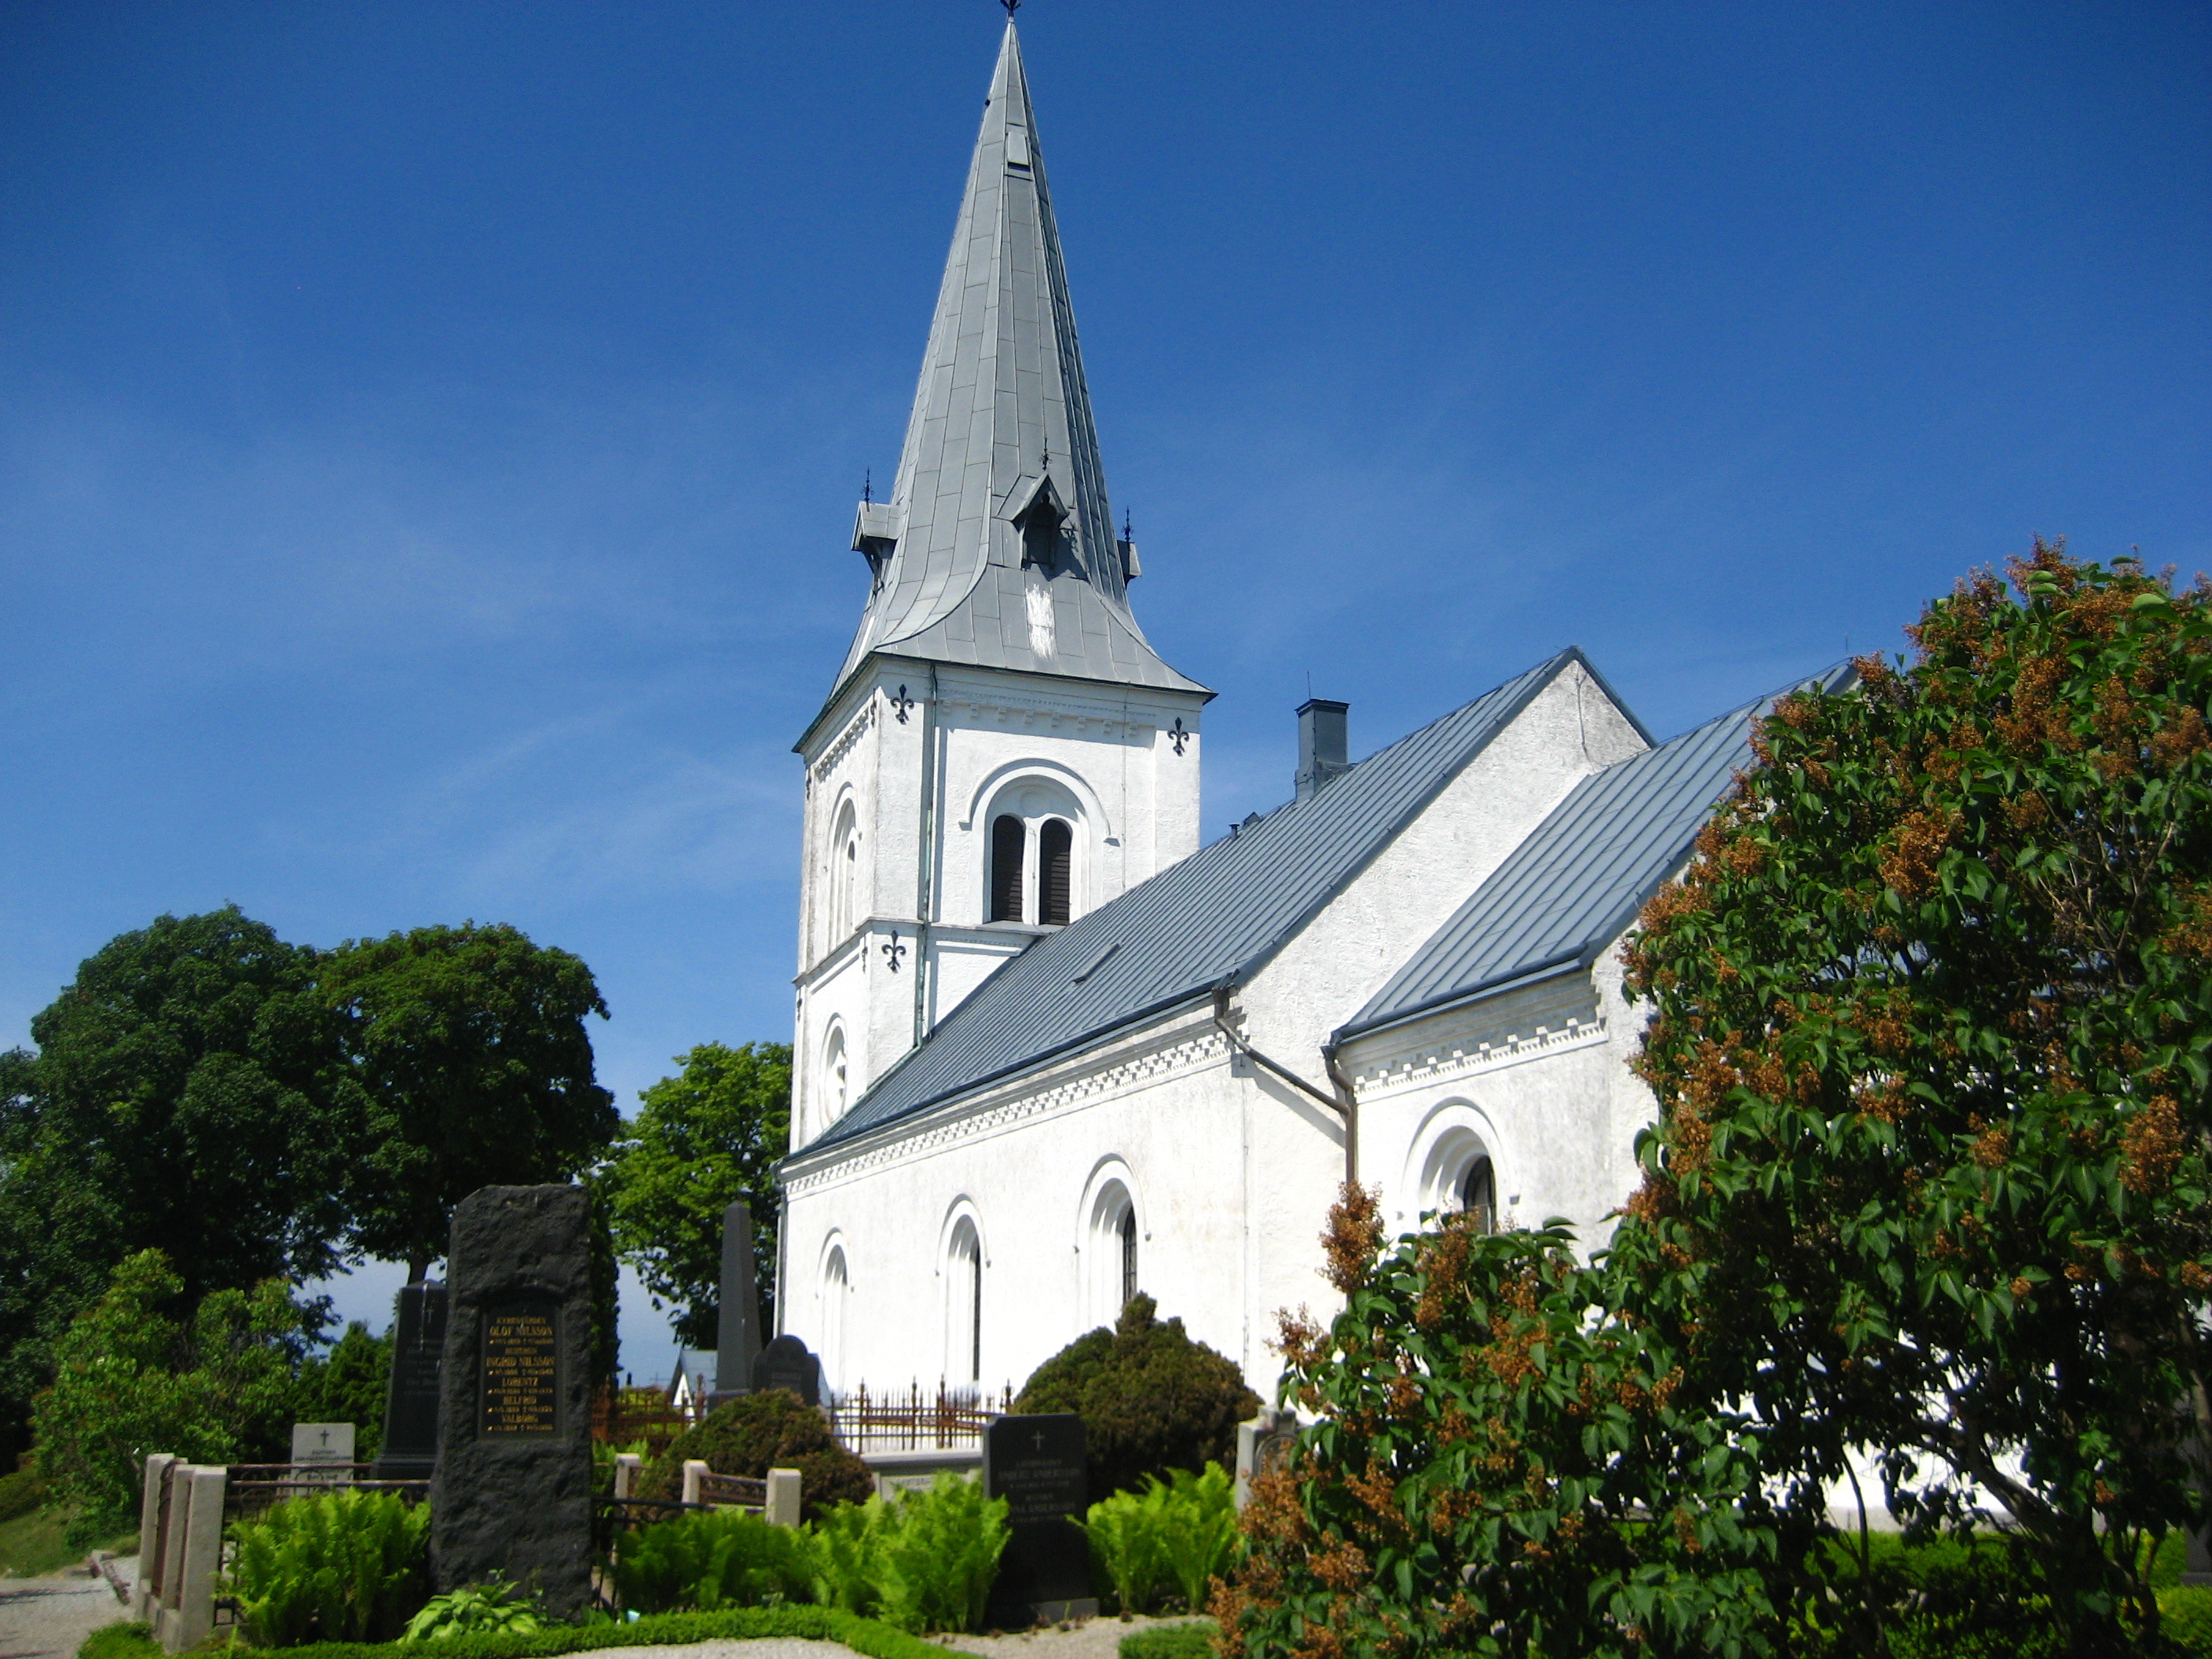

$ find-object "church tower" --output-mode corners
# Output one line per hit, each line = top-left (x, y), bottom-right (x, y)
(790, 21), (1210, 1151)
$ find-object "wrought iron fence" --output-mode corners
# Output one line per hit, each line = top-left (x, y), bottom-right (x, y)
(591, 1387), (697, 1456)
(829, 1380), (1013, 1450)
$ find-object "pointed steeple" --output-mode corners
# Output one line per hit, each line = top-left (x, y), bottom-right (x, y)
(832, 22), (1205, 698)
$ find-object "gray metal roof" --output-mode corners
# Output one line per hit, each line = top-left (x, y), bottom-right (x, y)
(829, 23), (1203, 703)
(1338, 662), (1856, 1041)
(797, 650), (1594, 1157)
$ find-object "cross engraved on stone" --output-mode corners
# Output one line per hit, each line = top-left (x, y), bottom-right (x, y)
(1032, 1430), (1046, 1452)
(882, 932), (906, 972)
(889, 684), (916, 723)
(1167, 717), (1190, 756)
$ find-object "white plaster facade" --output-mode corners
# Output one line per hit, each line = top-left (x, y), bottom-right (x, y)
(780, 662), (1668, 1401)
(791, 655), (1205, 1150)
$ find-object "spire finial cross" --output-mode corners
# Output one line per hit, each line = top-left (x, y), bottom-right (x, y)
(1001, 0), (1019, 15)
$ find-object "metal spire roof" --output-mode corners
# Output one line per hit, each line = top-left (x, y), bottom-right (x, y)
(830, 21), (1206, 700)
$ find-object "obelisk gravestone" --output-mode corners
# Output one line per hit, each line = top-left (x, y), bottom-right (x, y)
(372, 1280), (446, 1482)
(713, 1199), (762, 1397)
(430, 1186), (594, 1614)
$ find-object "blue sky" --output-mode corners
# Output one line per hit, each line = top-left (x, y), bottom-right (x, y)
(2, 2), (2205, 1384)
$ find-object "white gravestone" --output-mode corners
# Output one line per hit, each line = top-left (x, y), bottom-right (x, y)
(290, 1422), (356, 1483)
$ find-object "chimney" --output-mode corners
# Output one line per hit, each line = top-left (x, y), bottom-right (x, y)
(1295, 699), (1350, 802)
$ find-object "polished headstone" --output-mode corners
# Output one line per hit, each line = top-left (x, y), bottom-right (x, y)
(430, 1185), (594, 1616)
(372, 1281), (445, 1482)
(983, 1413), (1096, 1626)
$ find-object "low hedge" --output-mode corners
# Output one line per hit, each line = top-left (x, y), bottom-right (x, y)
(1118, 1620), (1216, 1659)
(79, 1606), (947, 1659)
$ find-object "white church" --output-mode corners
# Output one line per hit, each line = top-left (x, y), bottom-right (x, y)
(774, 21), (1840, 1402)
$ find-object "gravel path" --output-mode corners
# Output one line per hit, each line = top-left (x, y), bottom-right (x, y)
(0, 1562), (130, 1659)
(937, 1614), (1203, 1659)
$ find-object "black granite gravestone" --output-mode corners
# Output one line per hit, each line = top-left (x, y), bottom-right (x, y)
(713, 1200), (763, 1397)
(371, 1281), (445, 1482)
(429, 1186), (593, 1615)
(983, 1413), (1095, 1627)
(749, 1333), (820, 1406)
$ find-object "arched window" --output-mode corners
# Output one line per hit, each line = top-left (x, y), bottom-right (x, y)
(827, 800), (859, 943)
(946, 1218), (983, 1386)
(822, 1246), (849, 1397)
(1461, 1155), (1497, 1235)
(989, 815), (1025, 922)
(1084, 1177), (1139, 1326)
(822, 1026), (848, 1124)
(1038, 819), (1072, 926)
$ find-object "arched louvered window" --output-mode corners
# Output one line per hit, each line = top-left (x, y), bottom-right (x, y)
(989, 815), (1025, 922)
(1038, 818), (1072, 926)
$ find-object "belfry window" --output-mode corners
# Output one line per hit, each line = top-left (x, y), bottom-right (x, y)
(990, 816), (1025, 922)
(1039, 819), (1072, 926)
(984, 794), (1079, 927)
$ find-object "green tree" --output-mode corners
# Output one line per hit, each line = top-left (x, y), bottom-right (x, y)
(1609, 540), (2212, 1651)
(1221, 544), (2212, 1659)
(324, 923), (620, 1280)
(32, 1249), (324, 1547)
(603, 1042), (791, 1348)
(292, 1321), (394, 1462)
(0, 908), (354, 1454)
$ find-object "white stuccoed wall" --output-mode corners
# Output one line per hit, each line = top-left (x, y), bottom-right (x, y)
(1343, 943), (1659, 1258)
(780, 662), (1659, 1403)
(790, 657), (1206, 1152)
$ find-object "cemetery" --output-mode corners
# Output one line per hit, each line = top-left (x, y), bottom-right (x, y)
(113, 1183), (1257, 1655)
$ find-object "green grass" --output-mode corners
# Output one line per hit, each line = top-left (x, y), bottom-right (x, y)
(79, 1606), (955, 1659)
(1118, 1620), (1215, 1659)
(0, 1504), (86, 1577)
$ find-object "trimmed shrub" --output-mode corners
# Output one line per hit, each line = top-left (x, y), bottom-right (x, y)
(1118, 1623), (1216, 1659)
(613, 1509), (812, 1614)
(224, 1488), (430, 1646)
(634, 1390), (872, 1522)
(1014, 1297), (1257, 1500)
(75, 1606), (953, 1659)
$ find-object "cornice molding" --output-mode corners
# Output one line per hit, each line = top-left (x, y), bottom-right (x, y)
(784, 1010), (1225, 1196)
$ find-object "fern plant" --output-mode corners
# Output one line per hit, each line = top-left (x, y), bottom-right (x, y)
(1079, 1463), (1239, 1615)
(873, 1474), (1008, 1635)
(807, 1497), (889, 1617)
(614, 1508), (814, 1615)
(224, 1488), (429, 1646)
(401, 1580), (545, 1642)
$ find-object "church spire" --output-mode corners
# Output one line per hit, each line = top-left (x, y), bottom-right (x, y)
(832, 20), (1204, 698)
